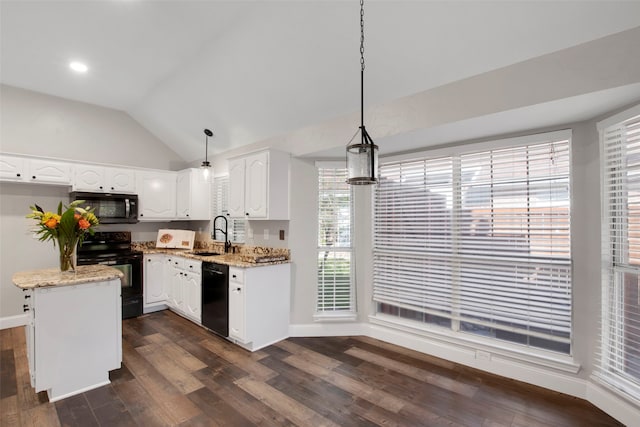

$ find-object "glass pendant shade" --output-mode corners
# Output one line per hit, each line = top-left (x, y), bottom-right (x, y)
(347, 141), (378, 185)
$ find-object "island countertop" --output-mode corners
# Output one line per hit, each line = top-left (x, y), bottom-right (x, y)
(12, 265), (124, 289)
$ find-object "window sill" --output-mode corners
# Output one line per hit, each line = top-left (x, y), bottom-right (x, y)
(313, 312), (357, 322)
(369, 314), (580, 374)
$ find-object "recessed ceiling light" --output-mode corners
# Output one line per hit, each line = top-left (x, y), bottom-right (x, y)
(69, 61), (88, 73)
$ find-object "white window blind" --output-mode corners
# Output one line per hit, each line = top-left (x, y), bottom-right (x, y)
(599, 110), (640, 401)
(374, 134), (572, 353)
(211, 175), (244, 243)
(316, 166), (354, 314)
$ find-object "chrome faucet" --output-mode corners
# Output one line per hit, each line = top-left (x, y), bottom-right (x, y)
(213, 215), (232, 253)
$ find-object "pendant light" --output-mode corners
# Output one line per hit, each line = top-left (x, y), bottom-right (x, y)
(346, 0), (378, 185)
(201, 128), (213, 178)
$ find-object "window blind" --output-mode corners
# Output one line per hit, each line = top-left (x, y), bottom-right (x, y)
(599, 111), (640, 400)
(374, 135), (571, 353)
(211, 175), (245, 243)
(317, 166), (354, 313)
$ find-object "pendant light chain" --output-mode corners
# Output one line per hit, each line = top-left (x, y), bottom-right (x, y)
(360, 0), (365, 128)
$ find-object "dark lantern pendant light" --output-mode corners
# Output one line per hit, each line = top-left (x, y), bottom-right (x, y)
(346, 0), (378, 185)
(202, 128), (213, 168)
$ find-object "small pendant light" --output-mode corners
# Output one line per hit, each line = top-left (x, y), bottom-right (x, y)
(346, 0), (378, 185)
(201, 129), (213, 178)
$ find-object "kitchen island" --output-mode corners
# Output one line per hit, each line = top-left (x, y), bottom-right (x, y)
(13, 265), (124, 402)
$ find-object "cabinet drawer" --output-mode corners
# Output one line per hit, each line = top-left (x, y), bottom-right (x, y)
(229, 268), (244, 284)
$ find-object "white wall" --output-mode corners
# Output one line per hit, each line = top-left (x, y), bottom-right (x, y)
(0, 85), (186, 170)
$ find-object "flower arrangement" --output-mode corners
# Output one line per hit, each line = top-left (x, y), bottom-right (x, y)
(27, 200), (99, 272)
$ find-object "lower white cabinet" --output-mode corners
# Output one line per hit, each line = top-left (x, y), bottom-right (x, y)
(144, 254), (168, 305)
(164, 256), (201, 323)
(227, 263), (291, 351)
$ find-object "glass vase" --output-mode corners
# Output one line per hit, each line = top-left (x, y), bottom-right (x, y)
(59, 240), (78, 272)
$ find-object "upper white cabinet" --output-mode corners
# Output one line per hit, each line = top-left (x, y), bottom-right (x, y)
(28, 159), (72, 185)
(0, 154), (27, 181)
(73, 165), (136, 193)
(0, 154), (71, 185)
(176, 168), (211, 220)
(228, 150), (290, 220)
(137, 170), (177, 220)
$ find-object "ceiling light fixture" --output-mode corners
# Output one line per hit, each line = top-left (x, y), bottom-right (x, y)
(69, 61), (88, 73)
(201, 128), (213, 178)
(346, 0), (378, 185)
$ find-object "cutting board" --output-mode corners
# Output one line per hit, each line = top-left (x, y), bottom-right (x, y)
(155, 229), (195, 250)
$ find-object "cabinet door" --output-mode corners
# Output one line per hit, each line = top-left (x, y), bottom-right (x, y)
(74, 165), (105, 191)
(228, 282), (245, 341)
(106, 167), (136, 193)
(176, 170), (191, 219)
(228, 158), (245, 218)
(144, 255), (166, 304)
(170, 270), (184, 311)
(183, 273), (201, 322)
(244, 151), (268, 218)
(137, 171), (177, 219)
(0, 154), (27, 182)
(28, 159), (71, 185)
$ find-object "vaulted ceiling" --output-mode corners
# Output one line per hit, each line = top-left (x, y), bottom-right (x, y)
(2, 1), (640, 161)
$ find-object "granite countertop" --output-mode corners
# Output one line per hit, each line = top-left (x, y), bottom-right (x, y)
(13, 265), (125, 289)
(140, 248), (290, 268)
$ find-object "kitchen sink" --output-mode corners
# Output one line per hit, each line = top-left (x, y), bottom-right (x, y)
(192, 252), (222, 257)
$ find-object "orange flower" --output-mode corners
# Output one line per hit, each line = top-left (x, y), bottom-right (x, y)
(44, 218), (58, 229)
(74, 213), (81, 220)
(78, 218), (91, 230)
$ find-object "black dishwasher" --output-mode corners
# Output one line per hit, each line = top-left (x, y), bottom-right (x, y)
(201, 262), (229, 337)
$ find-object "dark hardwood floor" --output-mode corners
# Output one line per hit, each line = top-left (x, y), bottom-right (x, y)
(0, 310), (623, 426)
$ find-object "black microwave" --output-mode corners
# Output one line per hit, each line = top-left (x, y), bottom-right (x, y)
(70, 192), (139, 224)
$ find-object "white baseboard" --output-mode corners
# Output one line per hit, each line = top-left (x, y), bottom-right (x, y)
(368, 323), (588, 399)
(586, 381), (640, 426)
(0, 313), (29, 330)
(289, 322), (369, 337)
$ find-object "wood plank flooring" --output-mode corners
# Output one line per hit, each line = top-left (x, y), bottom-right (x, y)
(0, 310), (623, 427)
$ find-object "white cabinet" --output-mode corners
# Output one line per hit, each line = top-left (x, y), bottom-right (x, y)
(28, 158), (72, 185)
(144, 254), (168, 305)
(74, 165), (135, 193)
(0, 154), (27, 181)
(228, 150), (290, 220)
(176, 168), (211, 220)
(228, 271), (246, 340)
(0, 154), (71, 185)
(165, 256), (202, 323)
(137, 170), (177, 220)
(227, 263), (290, 351)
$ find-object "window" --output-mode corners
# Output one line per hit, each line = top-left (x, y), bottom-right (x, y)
(374, 131), (572, 354)
(599, 106), (640, 400)
(316, 163), (355, 317)
(211, 175), (244, 243)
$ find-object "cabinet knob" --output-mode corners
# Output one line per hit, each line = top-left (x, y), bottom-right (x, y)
(23, 304), (29, 311)
(111, 187), (115, 190)
(245, 213), (249, 216)
(32, 175), (36, 179)
(140, 213), (144, 217)
(24, 294), (31, 299)
(232, 274), (237, 278)
(236, 287), (241, 292)
(99, 186), (103, 189)
(16, 173), (21, 177)
(147, 259), (151, 262)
